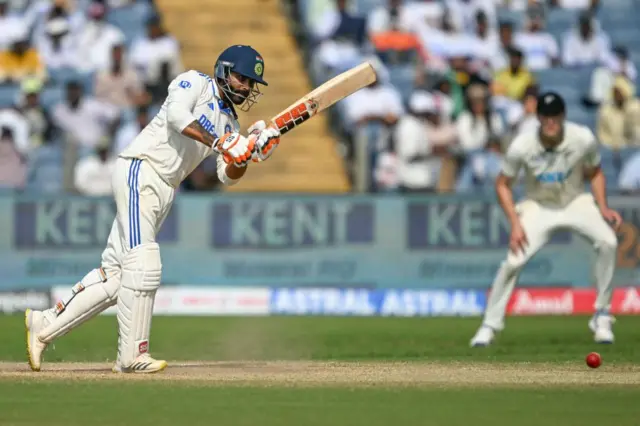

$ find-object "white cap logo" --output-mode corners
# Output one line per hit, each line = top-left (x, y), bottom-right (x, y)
(545, 95), (554, 104)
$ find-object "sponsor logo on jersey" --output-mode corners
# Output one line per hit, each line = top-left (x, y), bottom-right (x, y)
(178, 80), (191, 89)
(536, 172), (567, 183)
(198, 114), (217, 138)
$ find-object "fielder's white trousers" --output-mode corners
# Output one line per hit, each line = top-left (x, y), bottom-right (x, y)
(482, 193), (618, 331)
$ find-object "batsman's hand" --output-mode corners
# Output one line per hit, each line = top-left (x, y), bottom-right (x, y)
(509, 221), (528, 255)
(213, 132), (255, 168)
(248, 120), (280, 162)
(601, 207), (623, 231)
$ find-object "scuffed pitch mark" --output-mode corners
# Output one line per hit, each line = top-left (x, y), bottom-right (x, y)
(1, 361), (639, 388)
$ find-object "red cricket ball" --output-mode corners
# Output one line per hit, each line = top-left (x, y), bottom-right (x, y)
(586, 352), (602, 368)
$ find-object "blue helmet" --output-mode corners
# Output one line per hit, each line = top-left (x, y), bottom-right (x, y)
(214, 45), (267, 112)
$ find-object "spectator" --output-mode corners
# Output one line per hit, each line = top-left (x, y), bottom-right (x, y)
(53, 80), (120, 148)
(115, 106), (149, 154)
(506, 84), (539, 138)
(36, 17), (80, 71)
(418, 9), (475, 61)
(95, 44), (148, 109)
(456, 136), (504, 191)
(562, 12), (610, 68)
(394, 91), (457, 193)
(597, 76), (640, 150)
(73, 137), (115, 196)
(0, 35), (47, 84)
(130, 15), (183, 104)
(0, 126), (26, 188)
(550, 0), (598, 10)
(586, 46), (637, 107)
(0, 0), (27, 50)
(513, 11), (559, 70)
(312, 0), (365, 44)
(489, 20), (514, 71)
(494, 46), (535, 100)
(456, 83), (504, 152)
(76, 1), (126, 73)
(0, 105), (29, 155)
(471, 11), (500, 68)
(343, 68), (404, 128)
(367, 0), (414, 34)
(314, 0), (367, 75)
(406, 0), (444, 31)
(28, 0), (85, 44)
(16, 77), (55, 150)
(445, 0), (497, 33)
(618, 151), (640, 194)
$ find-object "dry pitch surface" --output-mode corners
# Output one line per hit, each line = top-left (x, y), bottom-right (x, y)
(1, 361), (639, 387)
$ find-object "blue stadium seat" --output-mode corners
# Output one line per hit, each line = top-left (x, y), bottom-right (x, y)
(0, 84), (19, 108)
(107, 3), (152, 44)
(26, 143), (64, 194)
(386, 64), (415, 101)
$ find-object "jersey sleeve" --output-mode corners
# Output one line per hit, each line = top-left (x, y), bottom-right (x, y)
(584, 129), (602, 168)
(500, 141), (522, 178)
(166, 71), (206, 133)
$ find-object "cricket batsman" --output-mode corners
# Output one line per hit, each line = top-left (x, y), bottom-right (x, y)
(470, 92), (622, 347)
(25, 45), (281, 373)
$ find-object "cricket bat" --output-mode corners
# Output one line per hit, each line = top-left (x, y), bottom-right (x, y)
(268, 62), (377, 136)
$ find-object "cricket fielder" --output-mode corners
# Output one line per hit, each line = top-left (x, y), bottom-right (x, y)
(25, 45), (281, 373)
(470, 92), (622, 347)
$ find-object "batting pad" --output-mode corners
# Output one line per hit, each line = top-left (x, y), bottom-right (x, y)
(39, 268), (120, 342)
(116, 243), (162, 367)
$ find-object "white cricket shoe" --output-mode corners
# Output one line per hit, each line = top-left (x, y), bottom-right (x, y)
(112, 353), (168, 374)
(470, 325), (495, 347)
(589, 314), (615, 344)
(25, 309), (49, 372)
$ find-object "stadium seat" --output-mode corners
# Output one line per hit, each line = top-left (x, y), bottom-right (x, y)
(0, 84), (19, 108)
(26, 143), (64, 194)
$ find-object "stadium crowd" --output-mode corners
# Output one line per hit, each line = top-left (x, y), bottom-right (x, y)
(299, 0), (640, 194)
(0, 0), (226, 195)
(1, 0), (640, 195)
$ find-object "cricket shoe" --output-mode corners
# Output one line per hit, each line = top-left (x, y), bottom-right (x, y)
(112, 353), (168, 374)
(589, 314), (615, 344)
(25, 309), (49, 372)
(470, 325), (495, 347)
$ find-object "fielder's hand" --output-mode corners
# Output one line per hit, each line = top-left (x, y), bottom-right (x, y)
(214, 132), (255, 168)
(600, 207), (623, 231)
(248, 120), (280, 162)
(509, 221), (528, 255)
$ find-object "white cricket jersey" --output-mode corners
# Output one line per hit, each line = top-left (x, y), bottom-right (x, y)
(120, 70), (240, 188)
(501, 121), (601, 207)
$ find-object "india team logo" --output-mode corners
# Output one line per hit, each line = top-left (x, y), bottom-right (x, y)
(255, 62), (263, 76)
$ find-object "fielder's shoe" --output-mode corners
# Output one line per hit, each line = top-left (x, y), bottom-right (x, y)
(25, 309), (49, 372)
(112, 353), (168, 374)
(470, 325), (495, 347)
(589, 314), (615, 344)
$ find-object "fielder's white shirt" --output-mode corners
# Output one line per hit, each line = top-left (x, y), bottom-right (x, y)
(501, 121), (601, 207)
(120, 70), (239, 188)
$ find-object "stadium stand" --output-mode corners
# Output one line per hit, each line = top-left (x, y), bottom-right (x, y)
(295, 0), (640, 194)
(1, 0), (639, 195)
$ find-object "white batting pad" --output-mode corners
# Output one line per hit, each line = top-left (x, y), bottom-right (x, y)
(39, 268), (120, 342)
(116, 243), (162, 367)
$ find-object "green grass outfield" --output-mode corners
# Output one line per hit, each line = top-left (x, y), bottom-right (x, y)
(1, 315), (639, 426)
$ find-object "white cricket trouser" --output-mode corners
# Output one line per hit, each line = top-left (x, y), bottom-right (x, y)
(101, 158), (176, 274)
(38, 158), (176, 343)
(482, 193), (618, 331)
